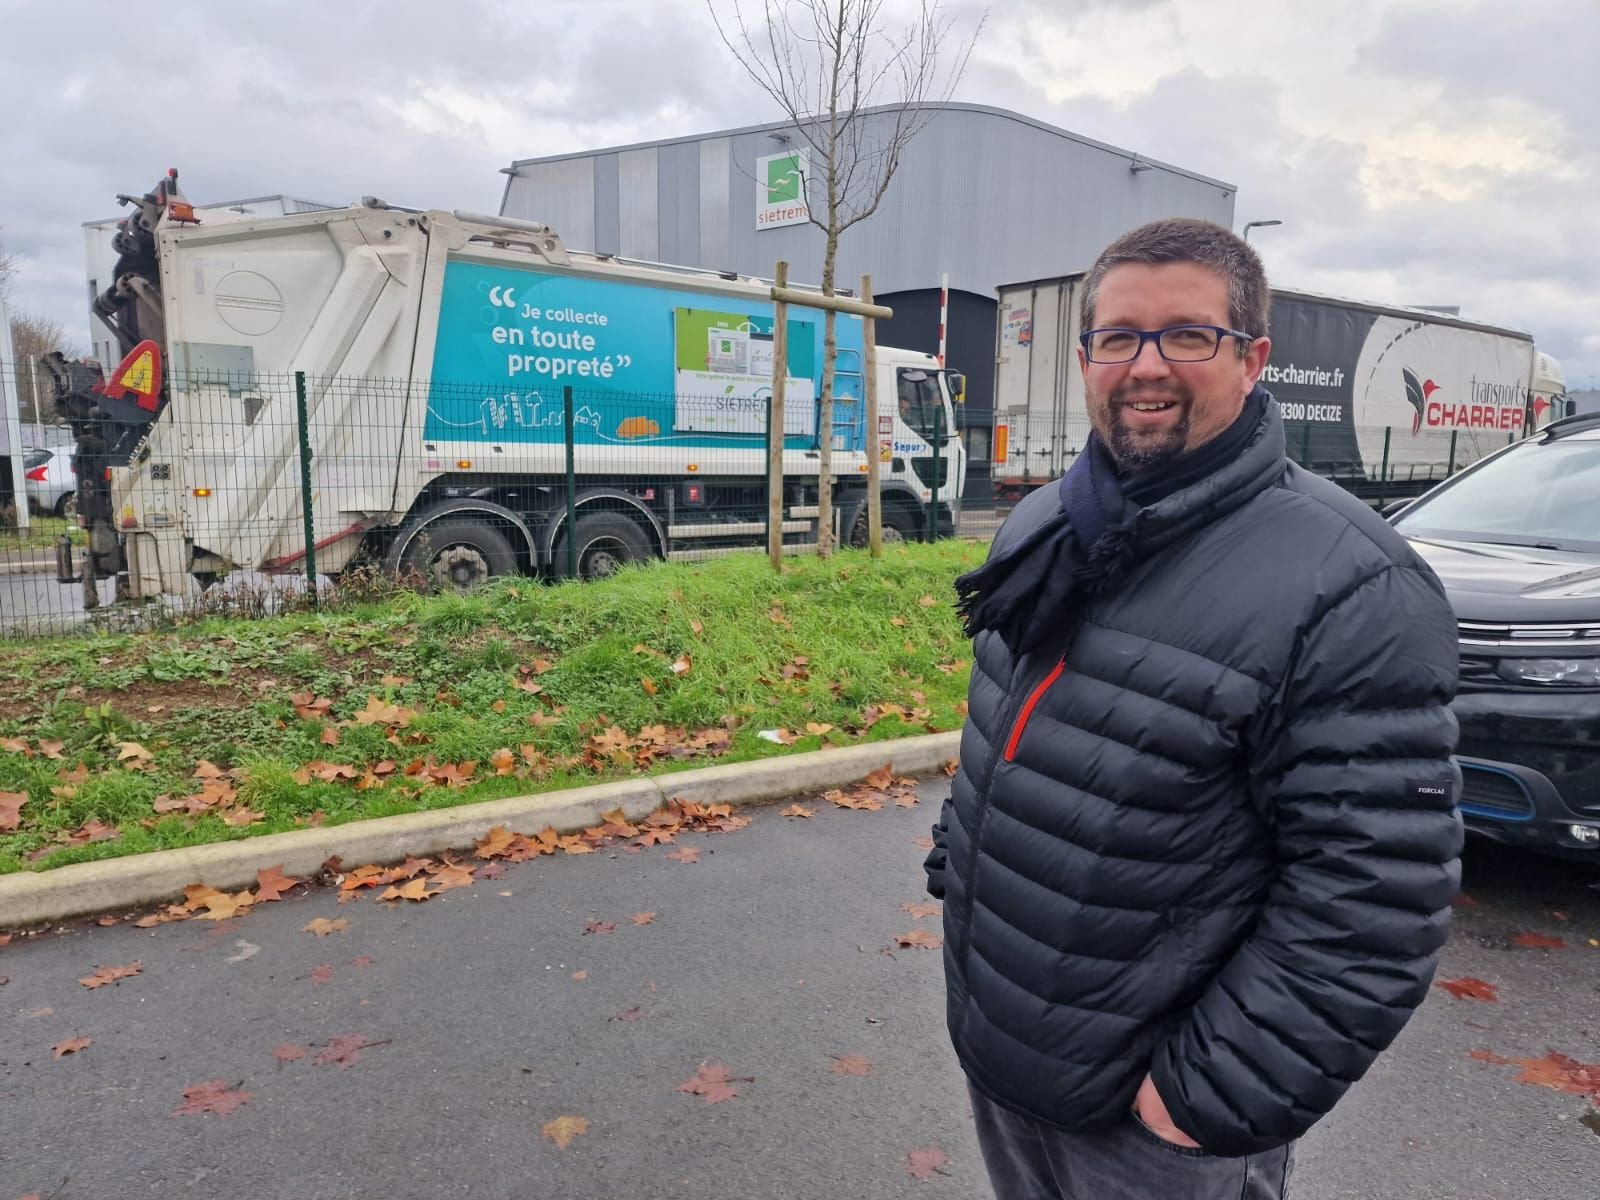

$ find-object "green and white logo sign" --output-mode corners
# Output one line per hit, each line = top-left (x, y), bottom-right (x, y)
(756, 148), (810, 230)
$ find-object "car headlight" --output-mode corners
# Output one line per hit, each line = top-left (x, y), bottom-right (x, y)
(1497, 658), (1600, 686)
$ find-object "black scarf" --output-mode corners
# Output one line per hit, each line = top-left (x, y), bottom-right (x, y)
(955, 387), (1270, 655)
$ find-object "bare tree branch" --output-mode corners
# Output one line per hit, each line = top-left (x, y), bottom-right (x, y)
(708, 0), (985, 555)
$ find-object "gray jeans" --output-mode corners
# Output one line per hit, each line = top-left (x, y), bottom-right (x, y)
(967, 1081), (1295, 1200)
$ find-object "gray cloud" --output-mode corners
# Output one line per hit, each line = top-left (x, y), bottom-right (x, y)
(2, 0), (1596, 389)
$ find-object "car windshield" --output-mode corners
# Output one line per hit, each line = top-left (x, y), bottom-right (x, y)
(24, 448), (51, 469)
(1393, 434), (1600, 553)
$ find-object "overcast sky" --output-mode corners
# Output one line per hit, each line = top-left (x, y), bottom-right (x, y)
(1, 0), (1595, 387)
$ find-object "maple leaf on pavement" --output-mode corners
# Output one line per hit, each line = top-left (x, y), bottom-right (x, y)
(1512, 932), (1566, 950)
(379, 878), (433, 903)
(1436, 977), (1499, 1002)
(315, 1033), (376, 1069)
(475, 825), (516, 858)
(894, 930), (943, 950)
(53, 1035), (92, 1058)
(862, 763), (895, 790)
(906, 1146), (949, 1180)
(79, 962), (142, 989)
(173, 1079), (251, 1117)
(194, 890), (255, 921)
(912, 836), (935, 851)
(676, 1062), (744, 1104)
(630, 912), (656, 926)
(830, 1054), (872, 1077)
(665, 846), (701, 865)
(303, 918), (349, 937)
(635, 828), (676, 847)
(274, 1044), (307, 1063)
(430, 863), (476, 891)
(542, 1115), (591, 1148)
(310, 965), (334, 986)
(254, 865), (301, 903)
(583, 920), (617, 935)
(613, 1006), (646, 1022)
(901, 902), (942, 920)
(781, 804), (815, 819)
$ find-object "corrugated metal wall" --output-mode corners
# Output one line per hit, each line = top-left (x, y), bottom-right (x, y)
(503, 105), (1235, 297)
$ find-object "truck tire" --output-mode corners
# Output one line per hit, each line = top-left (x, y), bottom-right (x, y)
(552, 513), (652, 579)
(55, 492), (77, 520)
(841, 496), (911, 549)
(396, 517), (518, 591)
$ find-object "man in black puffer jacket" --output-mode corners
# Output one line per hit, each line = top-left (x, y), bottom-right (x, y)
(926, 218), (1461, 1198)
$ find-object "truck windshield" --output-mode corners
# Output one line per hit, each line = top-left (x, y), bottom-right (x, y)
(1393, 435), (1600, 553)
(897, 370), (948, 441)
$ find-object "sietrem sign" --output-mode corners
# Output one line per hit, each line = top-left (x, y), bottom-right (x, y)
(756, 149), (810, 230)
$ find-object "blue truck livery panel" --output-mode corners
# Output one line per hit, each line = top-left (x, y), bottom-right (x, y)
(424, 261), (866, 451)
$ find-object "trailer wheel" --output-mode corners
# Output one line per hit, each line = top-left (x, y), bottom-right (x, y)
(397, 517), (518, 591)
(552, 513), (653, 579)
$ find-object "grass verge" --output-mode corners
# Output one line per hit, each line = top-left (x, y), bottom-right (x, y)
(0, 541), (982, 874)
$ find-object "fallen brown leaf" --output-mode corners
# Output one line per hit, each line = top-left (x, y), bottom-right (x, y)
(310, 965), (334, 986)
(52, 1035), (92, 1058)
(675, 1062), (744, 1104)
(830, 1054), (872, 1077)
(0, 791), (26, 831)
(173, 1079), (251, 1117)
(79, 962), (142, 989)
(1437, 977), (1499, 1002)
(274, 1043), (307, 1063)
(665, 846), (701, 865)
(314, 1033), (376, 1069)
(254, 865), (301, 903)
(1512, 932), (1566, 950)
(893, 930), (943, 950)
(542, 1114), (591, 1149)
(303, 918), (349, 937)
(583, 920), (617, 936)
(901, 901), (942, 920)
(906, 1146), (949, 1181)
(781, 804), (815, 819)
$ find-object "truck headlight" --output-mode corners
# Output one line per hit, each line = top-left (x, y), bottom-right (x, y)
(1497, 658), (1600, 686)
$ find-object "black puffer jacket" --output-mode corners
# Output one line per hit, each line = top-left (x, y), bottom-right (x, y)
(927, 401), (1462, 1157)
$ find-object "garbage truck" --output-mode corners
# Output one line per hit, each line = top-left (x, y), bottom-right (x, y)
(46, 170), (965, 604)
(991, 272), (1568, 503)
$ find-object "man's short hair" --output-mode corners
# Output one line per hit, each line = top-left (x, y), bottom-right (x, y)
(1079, 218), (1270, 351)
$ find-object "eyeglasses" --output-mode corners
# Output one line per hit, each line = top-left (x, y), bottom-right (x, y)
(1079, 324), (1254, 364)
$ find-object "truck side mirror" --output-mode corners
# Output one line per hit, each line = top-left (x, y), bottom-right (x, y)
(946, 372), (966, 402)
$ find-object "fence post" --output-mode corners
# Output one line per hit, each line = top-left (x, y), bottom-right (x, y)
(927, 403), (943, 542)
(1447, 429), (1459, 475)
(294, 371), (317, 603)
(563, 385), (578, 578)
(768, 262), (788, 571)
(1378, 426), (1391, 510)
(861, 274), (882, 557)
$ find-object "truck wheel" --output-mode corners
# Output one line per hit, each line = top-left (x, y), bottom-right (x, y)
(55, 492), (77, 521)
(397, 517), (518, 591)
(841, 497), (909, 548)
(552, 513), (652, 579)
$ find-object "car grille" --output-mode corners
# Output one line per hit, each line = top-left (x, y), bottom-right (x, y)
(1459, 620), (1600, 649)
(1458, 764), (1536, 821)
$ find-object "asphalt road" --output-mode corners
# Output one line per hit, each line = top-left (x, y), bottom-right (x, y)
(2, 778), (1597, 1200)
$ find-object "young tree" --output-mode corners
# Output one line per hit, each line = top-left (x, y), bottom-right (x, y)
(711, 0), (981, 554)
(9, 310), (76, 425)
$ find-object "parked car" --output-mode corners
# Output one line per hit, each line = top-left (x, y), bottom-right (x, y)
(22, 444), (78, 518)
(1389, 412), (1600, 861)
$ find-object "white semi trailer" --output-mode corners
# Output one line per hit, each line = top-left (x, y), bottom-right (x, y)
(48, 171), (965, 605)
(991, 272), (1568, 504)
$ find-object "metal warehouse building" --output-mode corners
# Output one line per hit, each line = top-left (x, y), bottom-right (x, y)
(498, 103), (1235, 492)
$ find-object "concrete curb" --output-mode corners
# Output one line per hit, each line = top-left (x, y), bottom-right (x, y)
(0, 732), (960, 929)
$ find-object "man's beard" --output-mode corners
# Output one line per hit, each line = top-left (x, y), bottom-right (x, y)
(1103, 382), (1193, 470)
